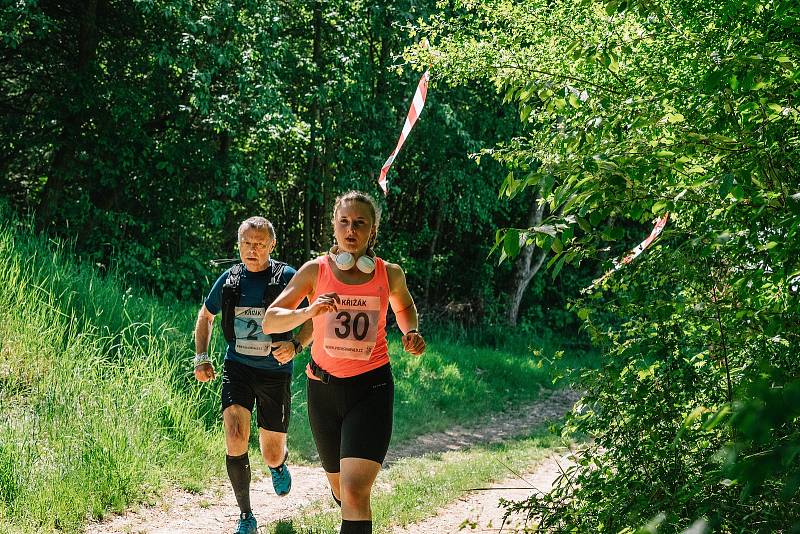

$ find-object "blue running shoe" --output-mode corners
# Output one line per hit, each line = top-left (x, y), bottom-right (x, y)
(269, 452), (292, 496)
(234, 511), (257, 534)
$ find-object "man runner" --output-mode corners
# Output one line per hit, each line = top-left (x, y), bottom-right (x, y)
(193, 216), (311, 534)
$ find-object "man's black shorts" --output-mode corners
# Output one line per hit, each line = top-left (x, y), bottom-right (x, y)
(221, 359), (291, 433)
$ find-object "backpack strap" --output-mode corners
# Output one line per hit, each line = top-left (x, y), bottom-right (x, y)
(221, 261), (292, 345)
(268, 259), (287, 290)
(220, 263), (244, 343)
(265, 260), (292, 342)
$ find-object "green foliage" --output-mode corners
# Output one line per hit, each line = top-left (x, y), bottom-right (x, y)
(1, 0), (568, 330)
(419, 0), (800, 530)
(1, 0), (308, 299)
(0, 216), (220, 533)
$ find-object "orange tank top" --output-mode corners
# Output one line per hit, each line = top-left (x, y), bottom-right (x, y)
(307, 254), (390, 379)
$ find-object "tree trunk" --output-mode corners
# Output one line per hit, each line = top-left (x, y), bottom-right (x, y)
(375, 10), (390, 101)
(303, 0), (322, 261)
(38, 0), (100, 227)
(507, 193), (547, 326)
(423, 205), (443, 309)
(320, 116), (335, 249)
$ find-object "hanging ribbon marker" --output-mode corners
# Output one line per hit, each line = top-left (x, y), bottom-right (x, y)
(588, 212), (670, 289)
(378, 70), (430, 195)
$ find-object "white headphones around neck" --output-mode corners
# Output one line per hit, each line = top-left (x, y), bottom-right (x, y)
(329, 246), (376, 274)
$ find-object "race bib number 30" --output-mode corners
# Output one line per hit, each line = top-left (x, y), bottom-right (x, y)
(323, 295), (380, 360)
(234, 306), (272, 357)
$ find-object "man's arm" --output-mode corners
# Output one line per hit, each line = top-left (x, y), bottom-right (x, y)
(271, 318), (314, 365)
(295, 318), (313, 348)
(194, 305), (217, 381)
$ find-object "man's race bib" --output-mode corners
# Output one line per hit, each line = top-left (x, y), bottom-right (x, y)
(234, 306), (272, 356)
(323, 295), (380, 360)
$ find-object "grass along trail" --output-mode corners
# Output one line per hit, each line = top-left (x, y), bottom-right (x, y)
(84, 389), (579, 533)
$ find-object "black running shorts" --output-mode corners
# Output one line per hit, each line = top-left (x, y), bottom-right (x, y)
(221, 359), (291, 433)
(306, 363), (394, 473)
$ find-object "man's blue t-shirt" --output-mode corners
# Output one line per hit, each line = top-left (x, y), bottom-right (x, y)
(205, 261), (297, 373)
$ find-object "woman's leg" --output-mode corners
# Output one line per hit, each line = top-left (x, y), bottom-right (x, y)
(339, 457), (381, 520)
(336, 366), (394, 532)
(307, 377), (346, 504)
(326, 471), (341, 503)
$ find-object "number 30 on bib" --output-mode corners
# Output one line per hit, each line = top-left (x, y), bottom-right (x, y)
(323, 295), (380, 360)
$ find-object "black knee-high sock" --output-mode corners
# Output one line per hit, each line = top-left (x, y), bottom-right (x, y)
(226, 453), (251, 514)
(340, 519), (372, 534)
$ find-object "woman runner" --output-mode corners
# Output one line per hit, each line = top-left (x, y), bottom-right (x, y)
(263, 191), (426, 534)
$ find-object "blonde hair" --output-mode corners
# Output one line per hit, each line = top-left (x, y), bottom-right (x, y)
(332, 191), (381, 248)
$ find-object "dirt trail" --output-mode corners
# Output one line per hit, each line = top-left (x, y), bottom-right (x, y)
(385, 389), (580, 464)
(84, 466), (331, 534)
(393, 453), (575, 533)
(85, 389), (579, 534)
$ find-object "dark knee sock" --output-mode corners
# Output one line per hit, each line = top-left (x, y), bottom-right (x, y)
(331, 488), (341, 507)
(340, 519), (371, 534)
(226, 453), (251, 514)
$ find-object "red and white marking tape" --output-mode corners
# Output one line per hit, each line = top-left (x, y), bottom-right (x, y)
(378, 70), (430, 195)
(589, 212), (669, 288)
(620, 212), (669, 265)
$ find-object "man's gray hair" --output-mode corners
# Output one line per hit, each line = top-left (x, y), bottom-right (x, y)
(238, 216), (276, 241)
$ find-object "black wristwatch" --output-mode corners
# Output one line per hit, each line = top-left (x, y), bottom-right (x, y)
(291, 338), (303, 355)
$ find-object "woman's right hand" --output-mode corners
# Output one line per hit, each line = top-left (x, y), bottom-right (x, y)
(307, 292), (340, 317)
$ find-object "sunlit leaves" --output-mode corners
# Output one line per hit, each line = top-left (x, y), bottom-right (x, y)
(418, 0), (800, 530)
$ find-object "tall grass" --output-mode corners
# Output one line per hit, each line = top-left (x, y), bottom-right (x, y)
(0, 219), (220, 533)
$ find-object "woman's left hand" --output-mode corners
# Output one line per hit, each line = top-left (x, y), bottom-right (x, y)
(402, 331), (426, 356)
